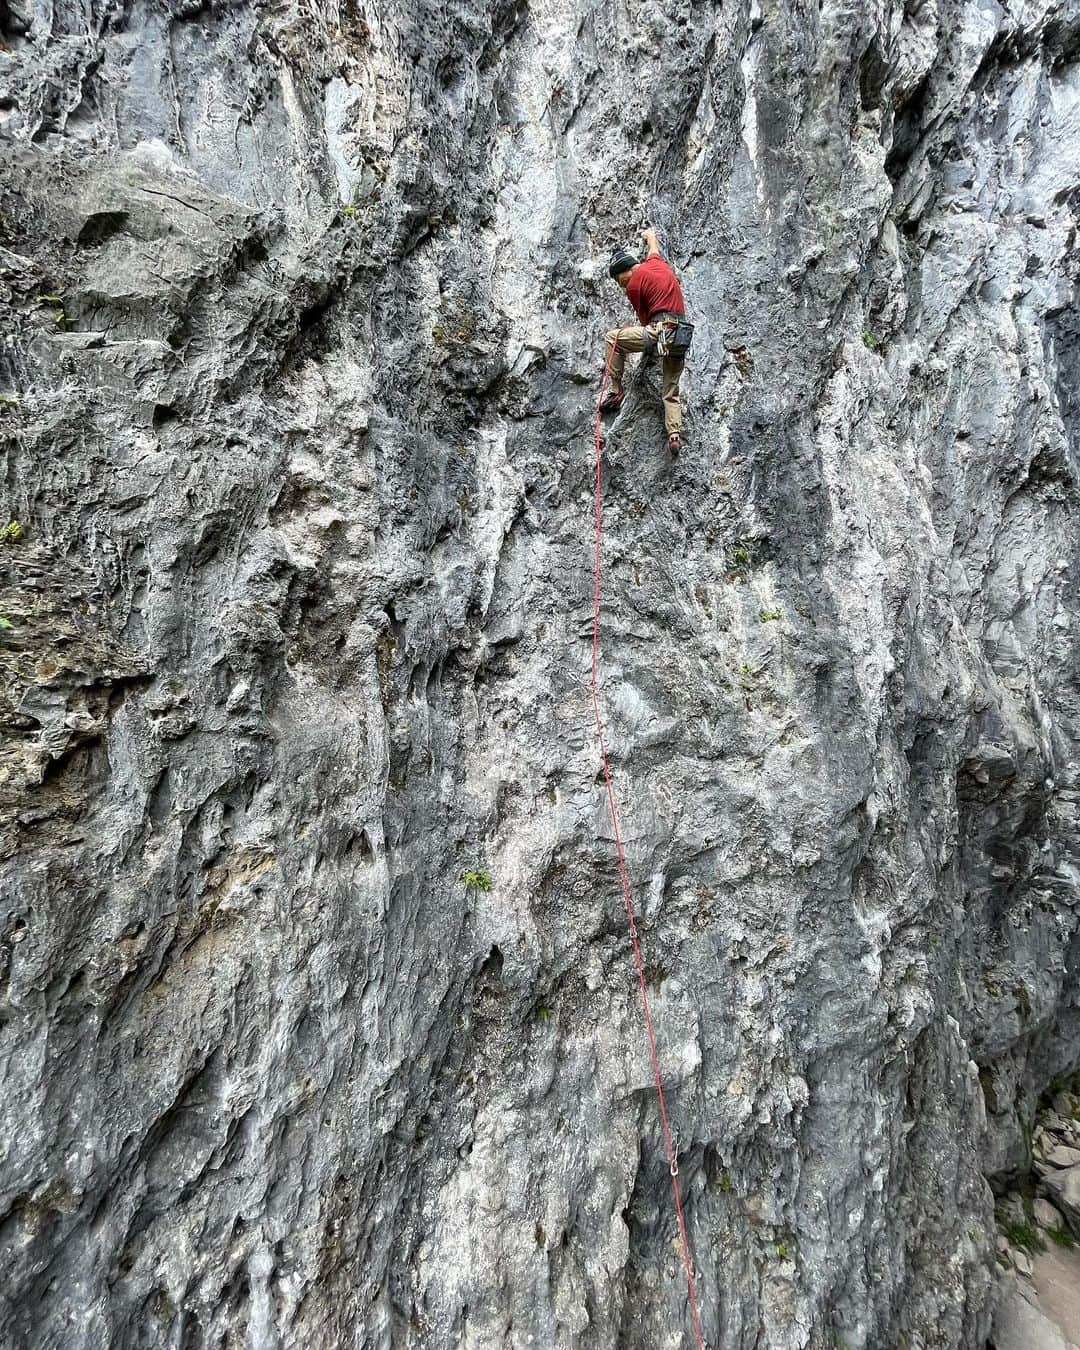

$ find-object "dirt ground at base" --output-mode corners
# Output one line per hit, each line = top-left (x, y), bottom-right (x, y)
(1032, 1243), (1080, 1346)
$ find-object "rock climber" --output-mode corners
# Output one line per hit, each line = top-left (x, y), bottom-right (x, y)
(600, 227), (692, 453)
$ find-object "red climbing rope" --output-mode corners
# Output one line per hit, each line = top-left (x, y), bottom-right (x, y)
(591, 332), (706, 1350)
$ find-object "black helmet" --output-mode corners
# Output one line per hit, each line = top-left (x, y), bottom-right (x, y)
(608, 247), (639, 279)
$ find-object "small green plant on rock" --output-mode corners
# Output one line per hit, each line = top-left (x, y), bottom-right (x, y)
(0, 617), (14, 630)
(759, 606), (782, 622)
(0, 520), (22, 544)
(536, 1006), (553, 1022)
(1042, 1073), (1076, 1106)
(1048, 1226), (1076, 1249)
(432, 297), (478, 347)
(863, 331), (881, 350)
(341, 204), (358, 218)
(462, 868), (492, 892)
(1001, 1220), (1045, 1256)
(732, 543), (752, 567)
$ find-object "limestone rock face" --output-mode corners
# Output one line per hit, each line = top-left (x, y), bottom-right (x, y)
(1045, 1165), (1080, 1241)
(1, 0), (1079, 1347)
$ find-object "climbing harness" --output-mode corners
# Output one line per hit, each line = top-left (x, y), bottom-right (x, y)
(655, 315), (695, 359)
(591, 332), (706, 1350)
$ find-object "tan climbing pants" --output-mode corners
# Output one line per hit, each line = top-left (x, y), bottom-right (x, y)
(604, 324), (685, 435)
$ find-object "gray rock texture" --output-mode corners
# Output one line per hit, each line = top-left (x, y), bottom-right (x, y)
(1034, 1197), (1066, 1230)
(1045, 1164), (1080, 1239)
(2, 0), (1080, 1347)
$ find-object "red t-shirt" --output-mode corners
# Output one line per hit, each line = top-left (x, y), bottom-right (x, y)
(626, 254), (685, 324)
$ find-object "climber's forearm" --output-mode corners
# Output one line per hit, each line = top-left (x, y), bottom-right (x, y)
(642, 227), (661, 257)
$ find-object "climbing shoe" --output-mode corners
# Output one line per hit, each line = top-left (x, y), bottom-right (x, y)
(598, 389), (624, 414)
(668, 433), (681, 454)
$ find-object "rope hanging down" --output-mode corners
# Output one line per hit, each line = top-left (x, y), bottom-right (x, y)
(591, 333), (705, 1350)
